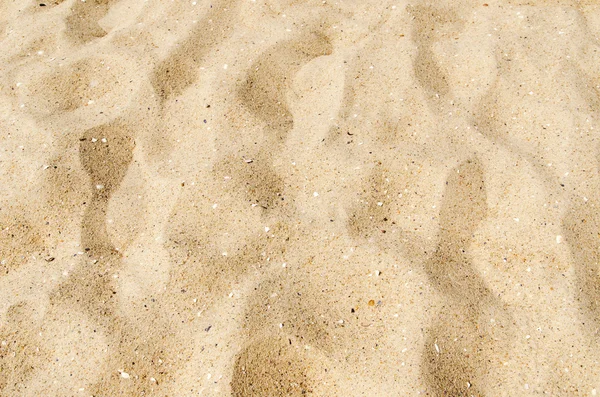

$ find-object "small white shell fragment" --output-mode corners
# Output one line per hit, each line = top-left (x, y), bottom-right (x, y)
(313, 192), (319, 197)
(556, 235), (563, 244)
(265, 226), (270, 232)
(120, 371), (130, 379)
(96, 184), (104, 190)
(434, 343), (440, 353)
(91, 138), (97, 142)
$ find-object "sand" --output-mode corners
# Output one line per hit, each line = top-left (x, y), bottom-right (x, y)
(1, 0), (600, 395)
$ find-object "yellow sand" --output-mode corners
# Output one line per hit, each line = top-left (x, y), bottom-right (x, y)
(2, 0), (600, 395)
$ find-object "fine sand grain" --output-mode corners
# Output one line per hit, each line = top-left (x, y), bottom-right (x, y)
(2, 0), (600, 395)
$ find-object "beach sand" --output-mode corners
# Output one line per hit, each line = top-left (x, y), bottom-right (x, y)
(2, 0), (600, 395)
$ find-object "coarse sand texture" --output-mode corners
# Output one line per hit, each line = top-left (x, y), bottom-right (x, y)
(2, 0), (600, 395)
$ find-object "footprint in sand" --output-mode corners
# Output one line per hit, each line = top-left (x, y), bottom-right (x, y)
(421, 158), (513, 396)
(64, 0), (118, 44)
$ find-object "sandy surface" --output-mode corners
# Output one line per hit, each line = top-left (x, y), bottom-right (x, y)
(2, 0), (600, 395)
